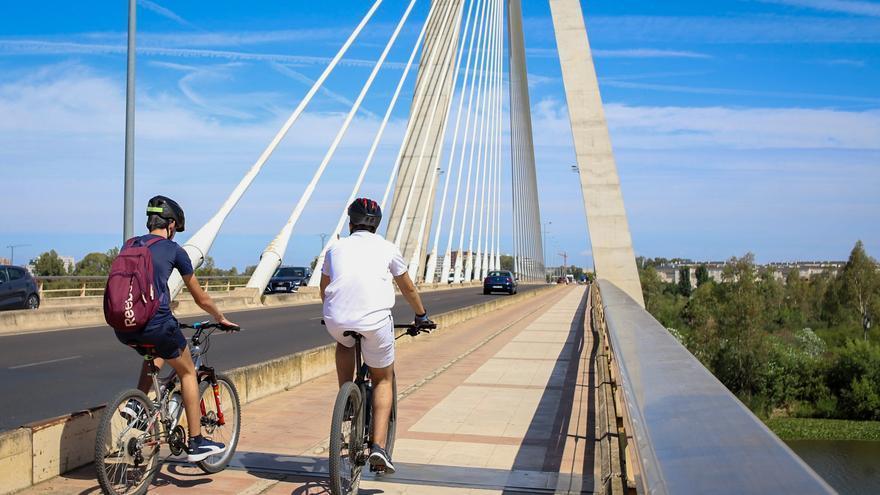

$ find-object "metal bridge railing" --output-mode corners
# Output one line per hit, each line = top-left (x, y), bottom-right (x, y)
(595, 279), (835, 495)
(36, 276), (250, 299)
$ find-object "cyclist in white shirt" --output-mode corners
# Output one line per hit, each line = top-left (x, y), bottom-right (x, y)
(320, 198), (433, 474)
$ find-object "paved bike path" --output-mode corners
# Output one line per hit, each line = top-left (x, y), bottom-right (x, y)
(23, 285), (596, 494)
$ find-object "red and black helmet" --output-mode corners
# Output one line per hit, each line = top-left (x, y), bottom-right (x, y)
(348, 197), (382, 229)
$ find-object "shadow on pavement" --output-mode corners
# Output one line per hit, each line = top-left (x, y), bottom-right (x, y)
(233, 451), (582, 493)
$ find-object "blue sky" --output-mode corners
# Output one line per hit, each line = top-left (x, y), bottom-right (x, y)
(0, 0), (877, 271)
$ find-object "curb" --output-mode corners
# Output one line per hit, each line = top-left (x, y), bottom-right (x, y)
(0, 284), (559, 494)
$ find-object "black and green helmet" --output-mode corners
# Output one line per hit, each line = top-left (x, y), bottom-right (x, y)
(146, 195), (186, 232)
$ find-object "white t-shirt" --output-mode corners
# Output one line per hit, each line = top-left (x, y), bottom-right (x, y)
(321, 231), (408, 331)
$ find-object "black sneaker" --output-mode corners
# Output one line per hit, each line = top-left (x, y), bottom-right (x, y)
(119, 399), (149, 430)
(368, 443), (395, 474)
(186, 435), (226, 462)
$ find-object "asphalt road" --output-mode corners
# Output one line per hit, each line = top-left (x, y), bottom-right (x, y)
(0, 285), (540, 431)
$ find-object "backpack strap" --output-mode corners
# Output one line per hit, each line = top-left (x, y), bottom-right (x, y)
(125, 236), (166, 249)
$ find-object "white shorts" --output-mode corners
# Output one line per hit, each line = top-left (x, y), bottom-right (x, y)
(326, 316), (395, 369)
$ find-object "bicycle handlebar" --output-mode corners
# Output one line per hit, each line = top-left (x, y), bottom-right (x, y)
(393, 322), (436, 330)
(180, 321), (242, 332)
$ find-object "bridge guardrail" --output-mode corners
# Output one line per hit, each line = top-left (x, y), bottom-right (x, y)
(35, 275), (250, 299)
(595, 279), (835, 495)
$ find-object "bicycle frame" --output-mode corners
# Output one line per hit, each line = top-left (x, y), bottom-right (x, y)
(137, 326), (227, 445)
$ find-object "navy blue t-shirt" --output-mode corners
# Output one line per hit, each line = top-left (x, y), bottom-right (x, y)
(131, 234), (194, 329)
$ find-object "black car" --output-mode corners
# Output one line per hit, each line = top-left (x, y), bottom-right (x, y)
(265, 266), (312, 294)
(0, 265), (40, 310)
(483, 270), (517, 295)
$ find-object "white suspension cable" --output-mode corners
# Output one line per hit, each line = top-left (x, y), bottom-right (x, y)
(168, 0), (384, 298)
(442, 0), (490, 285)
(484, 7), (497, 276)
(408, 0), (479, 283)
(392, 2), (466, 249)
(463, 0), (498, 281)
(453, 0), (494, 283)
(475, 0), (501, 280)
(380, 1), (461, 211)
(247, 0), (416, 292)
(489, 0), (503, 273)
(307, 0), (437, 288)
(423, 0), (484, 284)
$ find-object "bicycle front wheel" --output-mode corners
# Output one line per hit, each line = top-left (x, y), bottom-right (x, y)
(196, 373), (241, 473)
(95, 389), (161, 495)
(329, 381), (364, 495)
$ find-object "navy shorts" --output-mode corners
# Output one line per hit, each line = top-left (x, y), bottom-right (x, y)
(115, 317), (187, 360)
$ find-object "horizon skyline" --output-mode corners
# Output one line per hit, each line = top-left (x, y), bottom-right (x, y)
(1, 0), (877, 271)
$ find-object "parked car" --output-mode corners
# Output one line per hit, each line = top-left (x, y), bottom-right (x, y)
(483, 270), (517, 295)
(265, 266), (312, 294)
(0, 265), (40, 310)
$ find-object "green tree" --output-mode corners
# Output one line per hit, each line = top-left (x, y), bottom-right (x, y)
(695, 264), (710, 287)
(640, 266), (665, 314)
(678, 267), (692, 297)
(32, 250), (66, 276)
(839, 241), (880, 341)
(74, 252), (112, 276)
(500, 255), (514, 271)
(712, 254), (770, 398)
(195, 256), (218, 277)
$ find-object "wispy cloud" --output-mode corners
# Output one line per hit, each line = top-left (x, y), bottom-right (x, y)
(821, 58), (868, 67)
(758, 0), (880, 17)
(527, 73), (557, 88)
(530, 97), (880, 151)
(137, 0), (197, 28)
(81, 28), (357, 48)
(601, 80), (880, 105)
(269, 62), (379, 119)
(150, 61), (256, 119)
(527, 47), (712, 59)
(523, 15), (880, 44)
(0, 40), (408, 69)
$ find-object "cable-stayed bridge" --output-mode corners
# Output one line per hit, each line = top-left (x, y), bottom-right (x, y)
(0, 1), (837, 494)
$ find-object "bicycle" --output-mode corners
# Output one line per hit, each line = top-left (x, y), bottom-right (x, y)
(94, 321), (242, 495)
(328, 321), (436, 495)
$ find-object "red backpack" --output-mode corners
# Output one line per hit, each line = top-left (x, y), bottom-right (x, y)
(103, 237), (163, 332)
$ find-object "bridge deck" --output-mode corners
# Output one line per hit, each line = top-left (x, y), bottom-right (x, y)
(24, 286), (598, 494)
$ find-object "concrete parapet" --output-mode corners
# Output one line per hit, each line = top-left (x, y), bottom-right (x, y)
(26, 407), (104, 484)
(0, 285), (559, 492)
(40, 296), (104, 308)
(0, 428), (32, 495)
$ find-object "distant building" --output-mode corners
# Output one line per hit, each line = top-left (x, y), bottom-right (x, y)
(0, 257), (10, 265)
(654, 260), (845, 286)
(59, 256), (76, 273)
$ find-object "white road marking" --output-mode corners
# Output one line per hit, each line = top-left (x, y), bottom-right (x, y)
(9, 355), (82, 370)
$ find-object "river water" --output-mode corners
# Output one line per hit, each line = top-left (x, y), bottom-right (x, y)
(786, 440), (880, 494)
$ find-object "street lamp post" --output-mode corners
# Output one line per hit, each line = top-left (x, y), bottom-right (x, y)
(320, 233), (328, 250)
(542, 221), (551, 281)
(122, 0), (137, 243)
(7, 244), (29, 265)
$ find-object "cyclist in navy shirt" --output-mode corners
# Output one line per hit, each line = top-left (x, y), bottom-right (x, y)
(115, 195), (238, 462)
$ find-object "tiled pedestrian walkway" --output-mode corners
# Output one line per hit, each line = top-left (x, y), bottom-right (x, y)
(25, 285), (596, 494)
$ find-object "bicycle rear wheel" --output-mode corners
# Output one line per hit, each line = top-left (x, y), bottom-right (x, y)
(196, 373), (241, 473)
(94, 389), (161, 495)
(329, 381), (364, 495)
